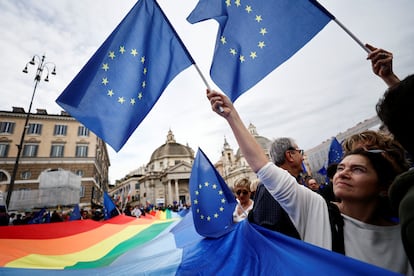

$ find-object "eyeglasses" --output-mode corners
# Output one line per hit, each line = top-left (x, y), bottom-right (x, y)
(236, 190), (249, 196)
(288, 147), (304, 155)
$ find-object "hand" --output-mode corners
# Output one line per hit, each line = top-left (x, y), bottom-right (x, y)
(366, 44), (400, 87)
(206, 89), (233, 118)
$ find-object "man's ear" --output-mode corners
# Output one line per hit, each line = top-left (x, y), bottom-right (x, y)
(285, 151), (294, 162)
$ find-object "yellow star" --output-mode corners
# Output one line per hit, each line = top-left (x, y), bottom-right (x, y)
(138, 92), (143, 100)
(255, 15), (263, 23)
(258, 41), (266, 49)
(250, 52), (257, 59)
(131, 49), (138, 56)
(118, 97), (125, 104)
(219, 190), (223, 195)
(225, 0), (231, 7)
(141, 56), (146, 63)
(130, 98), (136, 105)
(142, 81), (146, 88)
(239, 55), (245, 63)
(214, 213), (219, 218)
(235, 0), (241, 7)
(260, 28), (267, 35)
(220, 206), (224, 212)
(207, 216), (211, 221)
(119, 46), (126, 54)
(108, 51), (115, 59)
(143, 67), (147, 74)
(221, 198), (226, 203)
(102, 63), (109, 71)
(194, 199), (198, 205)
(198, 184), (202, 189)
(107, 89), (114, 96)
(204, 181), (209, 187)
(220, 36), (227, 44)
(245, 5), (252, 13)
(230, 48), (237, 55)
(212, 184), (217, 189)
(102, 78), (109, 85)
(200, 214), (204, 220)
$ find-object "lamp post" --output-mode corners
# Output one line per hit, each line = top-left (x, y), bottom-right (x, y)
(5, 54), (56, 210)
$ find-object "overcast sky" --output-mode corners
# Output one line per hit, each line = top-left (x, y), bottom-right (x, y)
(1, 0), (413, 183)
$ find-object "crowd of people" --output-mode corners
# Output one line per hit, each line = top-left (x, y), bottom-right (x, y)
(1, 42), (413, 274)
(218, 44), (413, 274)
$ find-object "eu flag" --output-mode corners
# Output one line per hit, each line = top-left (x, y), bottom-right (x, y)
(189, 148), (237, 238)
(69, 204), (81, 221)
(187, 0), (333, 102)
(328, 137), (343, 165)
(103, 192), (117, 220)
(56, 0), (194, 151)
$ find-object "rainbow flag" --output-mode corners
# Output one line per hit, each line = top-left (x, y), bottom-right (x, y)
(0, 209), (399, 275)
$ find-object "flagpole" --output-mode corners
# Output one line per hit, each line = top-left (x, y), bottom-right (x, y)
(333, 18), (370, 54)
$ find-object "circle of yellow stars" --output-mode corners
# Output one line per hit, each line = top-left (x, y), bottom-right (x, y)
(193, 181), (227, 222)
(221, 0), (267, 64)
(100, 45), (148, 106)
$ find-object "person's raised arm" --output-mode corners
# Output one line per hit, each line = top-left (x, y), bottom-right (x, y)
(207, 89), (268, 172)
(366, 43), (400, 87)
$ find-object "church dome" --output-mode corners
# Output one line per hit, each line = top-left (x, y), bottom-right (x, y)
(150, 129), (194, 162)
(236, 123), (271, 157)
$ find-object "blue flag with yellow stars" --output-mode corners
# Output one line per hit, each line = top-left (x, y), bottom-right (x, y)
(189, 148), (237, 238)
(103, 192), (117, 220)
(56, 0), (194, 152)
(328, 137), (343, 165)
(187, 0), (333, 102)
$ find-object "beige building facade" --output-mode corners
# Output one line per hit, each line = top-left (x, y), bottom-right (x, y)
(0, 107), (110, 211)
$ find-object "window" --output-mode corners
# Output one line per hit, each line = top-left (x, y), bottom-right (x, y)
(22, 144), (38, 157)
(75, 170), (84, 176)
(21, 171), (31, 179)
(0, 171), (7, 182)
(27, 123), (42, 135)
(0, 143), (9, 157)
(76, 145), (88, 157)
(80, 185), (85, 198)
(53, 125), (67, 136)
(0, 121), (15, 134)
(78, 126), (89, 137)
(50, 144), (64, 157)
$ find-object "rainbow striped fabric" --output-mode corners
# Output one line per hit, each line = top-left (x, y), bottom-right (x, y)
(0, 210), (399, 275)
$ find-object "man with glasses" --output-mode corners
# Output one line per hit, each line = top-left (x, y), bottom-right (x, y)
(248, 137), (304, 239)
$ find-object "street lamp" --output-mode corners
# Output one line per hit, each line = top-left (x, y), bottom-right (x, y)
(5, 54), (56, 210)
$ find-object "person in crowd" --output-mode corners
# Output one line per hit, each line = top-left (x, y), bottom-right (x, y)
(233, 177), (254, 222)
(250, 178), (260, 199)
(81, 210), (90, 220)
(342, 129), (410, 174)
(207, 89), (413, 275)
(124, 205), (132, 216)
(131, 205), (142, 218)
(247, 137), (303, 239)
(0, 205), (9, 226)
(13, 214), (24, 225)
(8, 212), (16, 225)
(305, 176), (321, 193)
(50, 210), (64, 223)
(368, 43), (414, 268)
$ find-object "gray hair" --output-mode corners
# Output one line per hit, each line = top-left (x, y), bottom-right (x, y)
(269, 137), (296, 166)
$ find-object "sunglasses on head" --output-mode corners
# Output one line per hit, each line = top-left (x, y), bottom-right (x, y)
(236, 190), (249, 195)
